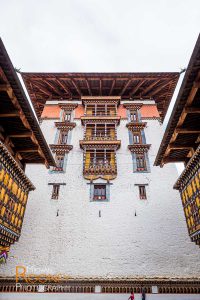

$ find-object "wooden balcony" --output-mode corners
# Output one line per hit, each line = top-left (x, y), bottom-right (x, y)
(84, 162), (117, 177)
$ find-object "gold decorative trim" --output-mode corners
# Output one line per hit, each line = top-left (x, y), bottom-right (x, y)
(80, 140), (121, 150)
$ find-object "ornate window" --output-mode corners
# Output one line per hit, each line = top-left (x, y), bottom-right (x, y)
(62, 111), (71, 122)
(130, 110), (138, 122)
(136, 154), (147, 171)
(138, 185), (147, 200)
(54, 155), (65, 171)
(58, 131), (68, 145)
(133, 132), (142, 144)
(51, 184), (60, 200)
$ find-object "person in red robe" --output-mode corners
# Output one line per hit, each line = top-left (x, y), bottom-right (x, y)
(128, 292), (135, 300)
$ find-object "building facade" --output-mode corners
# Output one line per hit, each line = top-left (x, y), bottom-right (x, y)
(0, 71), (200, 295)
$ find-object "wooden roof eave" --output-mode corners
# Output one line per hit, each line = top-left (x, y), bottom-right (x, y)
(0, 38), (56, 167)
(154, 34), (200, 167)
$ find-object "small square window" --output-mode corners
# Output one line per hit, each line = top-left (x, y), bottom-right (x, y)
(51, 184), (60, 200)
(93, 184), (106, 201)
(139, 185), (147, 200)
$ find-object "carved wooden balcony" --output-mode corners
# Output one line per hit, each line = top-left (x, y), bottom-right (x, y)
(84, 163), (117, 176)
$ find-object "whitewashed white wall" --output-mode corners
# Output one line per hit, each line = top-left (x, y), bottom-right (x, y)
(1, 106), (200, 279)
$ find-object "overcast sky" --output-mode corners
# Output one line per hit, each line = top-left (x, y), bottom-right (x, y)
(0, 0), (200, 73)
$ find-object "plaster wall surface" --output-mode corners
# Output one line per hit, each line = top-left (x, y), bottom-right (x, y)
(1, 111), (200, 279)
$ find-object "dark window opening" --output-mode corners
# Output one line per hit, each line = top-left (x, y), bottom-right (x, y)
(93, 185), (106, 201)
(139, 185), (147, 200)
(51, 184), (60, 200)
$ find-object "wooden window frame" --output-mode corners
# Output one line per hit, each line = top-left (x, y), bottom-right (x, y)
(138, 185), (147, 200)
(51, 184), (60, 200)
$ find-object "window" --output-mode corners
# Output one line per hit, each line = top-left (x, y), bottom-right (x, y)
(136, 154), (146, 171)
(139, 185), (147, 200)
(130, 110), (138, 122)
(54, 155), (64, 171)
(133, 132), (141, 144)
(93, 185), (106, 201)
(51, 184), (60, 200)
(59, 131), (68, 144)
(62, 111), (71, 121)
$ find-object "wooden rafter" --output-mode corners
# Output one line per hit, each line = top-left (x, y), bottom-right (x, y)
(31, 81), (52, 97)
(43, 79), (62, 96)
(120, 79), (132, 96)
(70, 79), (81, 96)
(141, 79), (160, 95)
(109, 80), (115, 95)
(99, 79), (102, 96)
(129, 80), (145, 97)
(149, 80), (173, 97)
(55, 78), (72, 97)
(85, 79), (92, 96)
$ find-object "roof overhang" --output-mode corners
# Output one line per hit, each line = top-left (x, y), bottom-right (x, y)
(0, 38), (55, 168)
(21, 72), (179, 121)
(154, 34), (200, 167)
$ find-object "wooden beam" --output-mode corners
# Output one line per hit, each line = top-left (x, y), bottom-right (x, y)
(175, 128), (200, 134)
(185, 107), (200, 113)
(109, 80), (115, 96)
(43, 79), (62, 96)
(70, 79), (81, 96)
(0, 111), (19, 117)
(0, 84), (10, 92)
(148, 80), (173, 96)
(99, 79), (102, 96)
(141, 79), (160, 95)
(32, 81), (52, 97)
(162, 157), (186, 164)
(168, 144), (193, 150)
(129, 80), (145, 97)
(55, 79), (72, 97)
(17, 149), (39, 153)
(85, 79), (92, 96)
(120, 79), (132, 96)
(8, 131), (32, 138)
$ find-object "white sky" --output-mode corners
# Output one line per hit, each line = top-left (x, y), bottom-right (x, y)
(0, 0), (200, 73)
(0, 0), (200, 173)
